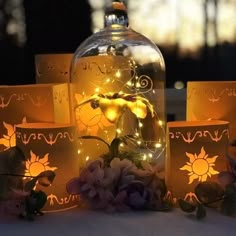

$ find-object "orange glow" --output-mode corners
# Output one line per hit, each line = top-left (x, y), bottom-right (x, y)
(180, 146), (219, 184)
(25, 151), (57, 177)
(104, 109), (119, 123)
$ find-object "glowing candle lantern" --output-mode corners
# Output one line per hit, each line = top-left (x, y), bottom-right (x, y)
(166, 120), (229, 201)
(70, 2), (166, 167)
(35, 54), (73, 83)
(15, 123), (79, 212)
(187, 81), (236, 145)
(0, 84), (71, 152)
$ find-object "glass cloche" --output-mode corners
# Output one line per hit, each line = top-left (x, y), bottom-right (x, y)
(70, 1), (166, 169)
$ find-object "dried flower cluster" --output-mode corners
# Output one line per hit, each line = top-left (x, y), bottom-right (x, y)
(67, 157), (169, 212)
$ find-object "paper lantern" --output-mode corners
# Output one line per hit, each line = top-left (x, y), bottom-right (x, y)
(35, 54), (73, 83)
(15, 123), (79, 212)
(0, 84), (71, 152)
(166, 120), (229, 201)
(187, 81), (236, 144)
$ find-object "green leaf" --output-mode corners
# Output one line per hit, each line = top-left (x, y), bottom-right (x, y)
(79, 135), (109, 147)
(37, 170), (56, 187)
(195, 181), (224, 206)
(110, 138), (122, 158)
(178, 199), (196, 213)
(24, 170), (56, 191)
(24, 178), (38, 192)
(196, 204), (206, 219)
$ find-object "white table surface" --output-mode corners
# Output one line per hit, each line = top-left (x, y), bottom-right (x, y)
(1, 207), (235, 236)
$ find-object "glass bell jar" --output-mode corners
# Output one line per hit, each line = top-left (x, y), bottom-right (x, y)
(70, 1), (166, 168)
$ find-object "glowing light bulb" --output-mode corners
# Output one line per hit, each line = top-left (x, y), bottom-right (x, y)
(135, 132), (140, 137)
(158, 120), (163, 126)
(120, 143), (124, 147)
(148, 153), (153, 158)
(106, 78), (111, 83)
(139, 122), (143, 128)
(143, 154), (147, 160)
(116, 128), (122, 134)
(77, 149), (81, 154)
(86, 156), (90, 161)
(155, 143), (162, 148)
(115, 70), (121, 78)
(137, 140), (142, 145)
(95, 87), (100, 93)
(136, 82), (141, 88)
(127, 81), (132, 86)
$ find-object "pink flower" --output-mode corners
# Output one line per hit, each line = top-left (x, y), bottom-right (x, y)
(67, 159), (115, 209)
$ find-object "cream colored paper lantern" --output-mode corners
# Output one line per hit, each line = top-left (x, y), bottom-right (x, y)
(166, 120), (229, 201)
(187, 81), (236, 144)
(15, 123), (79, 212)
(0, 84), (71, 152)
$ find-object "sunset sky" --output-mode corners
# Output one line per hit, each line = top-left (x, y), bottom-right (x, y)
(89, 0), (236, 56)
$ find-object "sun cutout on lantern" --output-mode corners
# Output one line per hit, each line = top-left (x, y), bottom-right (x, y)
(0, 118), (27, 150)
(180, 146), (219, 184)
(25, 150), (57, 177)
(74, 93), (113, 136)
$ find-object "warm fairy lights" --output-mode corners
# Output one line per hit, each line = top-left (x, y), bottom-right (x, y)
(119, 142), (124, 148)
(143, 154), (147, 160)
(148, 153), (153, 158)
(95, 87), (100, 93)
(115, 70), (121, 78)
(106, 78), (111, 83)
(116, 128), (122, 134)
(138, 122), (143, 128)
(74, 68), (165, 160)
(72, 44), (166, 164)
(155, 143), (162, 148)
(126, 81), (132, 87)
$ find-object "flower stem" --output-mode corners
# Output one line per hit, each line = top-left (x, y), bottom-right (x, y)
(0, 173), (36, 178)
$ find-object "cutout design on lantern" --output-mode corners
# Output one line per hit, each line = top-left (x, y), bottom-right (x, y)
(0, 84), (71, 151)
(0, 117), (27, 150)
(0, 92), (50, 108)
(188, 87), (236, 104)
(16, 123), (79, 211)
(0, 94), (18, 108)
(166, 120), (229, 200)
(47, 194), (79, 207)
(184, 192), (199, 204)
(187, 82), (236, 146)
(24, 151), (58, 178)
(35, 54), (73, 83)
(180, 146), (219, 184)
